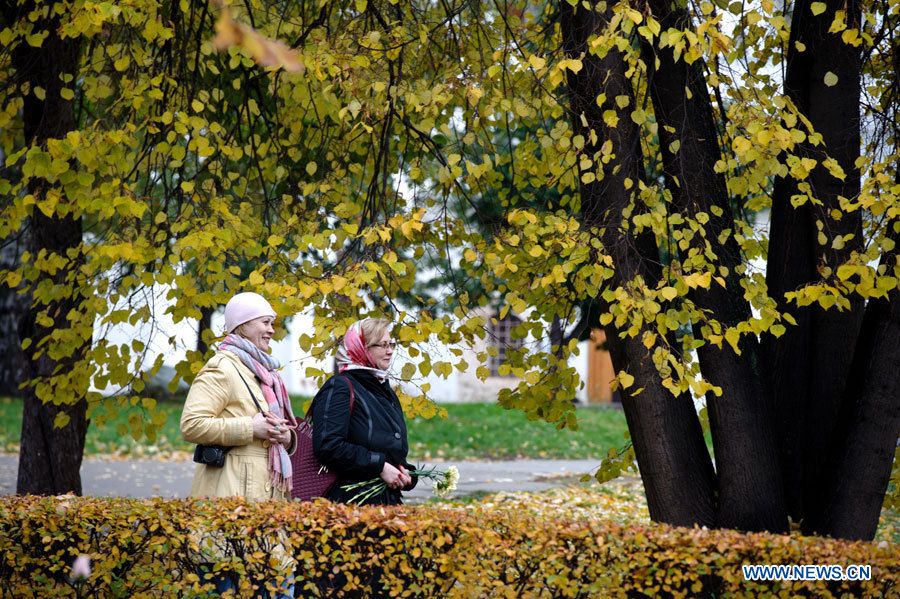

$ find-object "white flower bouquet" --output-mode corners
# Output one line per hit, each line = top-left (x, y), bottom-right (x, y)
(341, 465), (459, 504)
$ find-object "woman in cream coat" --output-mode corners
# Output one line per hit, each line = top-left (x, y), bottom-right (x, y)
(181, 292), (298, 500)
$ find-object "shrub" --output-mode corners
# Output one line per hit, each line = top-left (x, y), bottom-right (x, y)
(0, 496), (895, 597)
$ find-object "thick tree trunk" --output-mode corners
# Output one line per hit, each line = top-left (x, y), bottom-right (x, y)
(5, 0), (88, 495)
(764, 190), (814, 521)
(765, 0), (864, 523)
(806, 233), (900, 539)
(639, 0), (787, 532)
(561, 0), (716, 527)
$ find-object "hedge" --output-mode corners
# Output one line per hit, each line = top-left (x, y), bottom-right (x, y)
(0, 496), (895, 597)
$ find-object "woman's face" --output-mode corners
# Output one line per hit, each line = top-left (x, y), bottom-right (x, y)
(367, 329), (396, 371)
(239, 315), (275, 351)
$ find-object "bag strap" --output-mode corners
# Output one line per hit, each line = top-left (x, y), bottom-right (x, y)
(229, 361), (264, 414)
(306, 375), (355, 420)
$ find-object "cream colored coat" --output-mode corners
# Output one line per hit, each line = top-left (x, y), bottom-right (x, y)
(180, 350), (296, 501)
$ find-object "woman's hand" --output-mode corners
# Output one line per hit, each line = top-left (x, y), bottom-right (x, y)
(252, 412), (291, 443)
(398, 464), (416, 490)
(380, 463), (413, 490)
(271, 425), (292, 446)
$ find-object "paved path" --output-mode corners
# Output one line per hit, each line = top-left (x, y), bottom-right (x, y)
(0, 456), (601, 502)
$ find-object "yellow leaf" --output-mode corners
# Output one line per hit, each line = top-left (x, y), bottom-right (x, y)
(54, 412), (70, 429)
(528, 55), (546, 70)
(823, 71), (839, 87)
(841, 29), (860, 45)
(660, 287), (678, 301)
(6, 271), (22, 287)
(114, 56), (131, 71)
(683, 272), (711, 289)
(36, 190), (60, 217)
(724, 329), (742, 354)
(249, 271), (264, 286)
(618, 371), (635, 389)
(732, 136), (752, 155)
(26, 32), (45, 47)
(810, 2), (826, 15)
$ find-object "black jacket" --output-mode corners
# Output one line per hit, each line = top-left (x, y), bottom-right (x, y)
(312, 370), (416, 505)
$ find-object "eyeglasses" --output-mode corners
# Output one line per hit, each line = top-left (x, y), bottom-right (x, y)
(368, 341), (398, 350)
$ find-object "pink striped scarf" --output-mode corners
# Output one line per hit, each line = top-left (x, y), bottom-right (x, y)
(220, 334), (297, 493)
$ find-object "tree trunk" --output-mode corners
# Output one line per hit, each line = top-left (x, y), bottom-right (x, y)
(638, 0), (787, 532)
(0, 237), (28, 396)
(561, 0), (716, 527)
(5, 0), (89, 495)
(806, 230), (900, 539)
(765, 0), (864, 524)
(196, 305), (215, 355)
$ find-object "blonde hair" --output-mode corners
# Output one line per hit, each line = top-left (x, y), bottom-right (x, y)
(359, 318), (392, 347)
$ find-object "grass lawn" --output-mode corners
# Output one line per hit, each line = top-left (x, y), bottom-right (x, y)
(0, 397), (629, 461)
(407, 402), (629, 460)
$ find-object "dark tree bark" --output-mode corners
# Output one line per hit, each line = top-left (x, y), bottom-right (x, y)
(4, 0), (89, 495)
(561, 0), (716, 527)
(0, 11), (29, 397)
(0, 237), (28, 396)
(639, 0), (787, 532)
(196, 305), (215, 355)
(807, 224), (900, 539)
(764, 0), (864, 524)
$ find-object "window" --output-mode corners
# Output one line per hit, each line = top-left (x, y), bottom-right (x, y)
(488, 312), (523, 377)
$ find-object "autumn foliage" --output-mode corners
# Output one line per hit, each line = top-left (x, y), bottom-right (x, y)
(1, 0), (897, 536)
(0, 495), (896, 597)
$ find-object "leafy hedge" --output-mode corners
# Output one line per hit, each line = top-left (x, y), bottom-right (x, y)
(0, 496), (895, 597)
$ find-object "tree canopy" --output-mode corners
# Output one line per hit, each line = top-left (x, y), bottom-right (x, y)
(1, 0), (897, 539)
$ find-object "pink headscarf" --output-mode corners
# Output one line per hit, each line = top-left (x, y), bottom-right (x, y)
(335, 320), (389, 380)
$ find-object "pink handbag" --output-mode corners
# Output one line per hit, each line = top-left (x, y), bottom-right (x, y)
(291, 378), (355, 501)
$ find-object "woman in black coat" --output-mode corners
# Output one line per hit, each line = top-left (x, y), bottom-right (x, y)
(312, 318), (416, 505)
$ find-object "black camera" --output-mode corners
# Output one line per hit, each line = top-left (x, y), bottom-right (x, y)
(193, 444), (231, 468)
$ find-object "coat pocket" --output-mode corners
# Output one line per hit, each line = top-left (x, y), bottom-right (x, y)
(241, 460), (252, 498)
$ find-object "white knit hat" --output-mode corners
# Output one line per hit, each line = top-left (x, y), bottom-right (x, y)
(224, 292), (276, 334)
